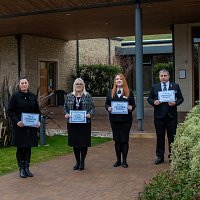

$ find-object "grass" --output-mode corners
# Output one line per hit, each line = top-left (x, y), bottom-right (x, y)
(123, 34), (172, 41)
(0, 135), (111, 176)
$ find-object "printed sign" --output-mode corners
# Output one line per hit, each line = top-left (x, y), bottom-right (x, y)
(111, 101), (128, 114)
(69, 110), (87, 123)
(158, 90), (175, 102)
(21, 113), (40, 127)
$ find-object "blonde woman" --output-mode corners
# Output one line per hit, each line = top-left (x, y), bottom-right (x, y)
(105, 74), (135, 168)
(64, 78), (95, 171)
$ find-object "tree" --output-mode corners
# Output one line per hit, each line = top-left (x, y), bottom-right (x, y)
(73, 64), (122, 96)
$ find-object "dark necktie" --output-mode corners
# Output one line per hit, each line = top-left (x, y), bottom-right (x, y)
(117, 89), (121, 94)
(163, 83), (167, 91)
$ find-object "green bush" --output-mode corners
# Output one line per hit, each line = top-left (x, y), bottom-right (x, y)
(73, 64), (122, 96)
(139, 104), (200, 200)
(171, 104), (200, 178)
(139, 170), (200, 200)
(153, 62), (174, 83)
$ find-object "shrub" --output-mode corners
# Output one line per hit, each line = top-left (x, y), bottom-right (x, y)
(73, 64), (122, 96)
(0, 76), (17, 147)
(139, 170), (200, 200)
(139, 104), (200, 199)
(171, 104), (200, 178)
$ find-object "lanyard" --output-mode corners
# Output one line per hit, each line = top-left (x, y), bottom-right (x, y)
(76, 97), (81, 108)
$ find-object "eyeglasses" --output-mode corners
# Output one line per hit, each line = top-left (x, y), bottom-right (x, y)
(75, 83), (83, 85)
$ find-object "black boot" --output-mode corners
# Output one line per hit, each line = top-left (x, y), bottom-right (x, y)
(25, 162), (33, 177)
(24, 149), (33, 177)
(73, 162), (80, 170)
(19, 161), (27, 178)
(16, 149), (27, 178)
(79, 161), (85, 171)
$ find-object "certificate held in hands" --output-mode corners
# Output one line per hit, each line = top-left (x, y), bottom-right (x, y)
(158, 90), (175, 102)
(111, 101), (128, 114)
(69, 110), (87, 123)
(21, 113), (40, 127)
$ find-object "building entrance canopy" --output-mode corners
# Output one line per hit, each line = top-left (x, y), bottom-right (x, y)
(0, 0), (200, 40)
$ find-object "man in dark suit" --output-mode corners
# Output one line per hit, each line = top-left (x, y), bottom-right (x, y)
(147, 68), (184, 164)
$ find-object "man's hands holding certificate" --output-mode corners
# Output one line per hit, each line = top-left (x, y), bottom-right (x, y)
(154, 100), (176, 106)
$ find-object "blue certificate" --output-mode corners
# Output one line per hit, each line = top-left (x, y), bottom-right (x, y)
(111, 101), (128, 114)
(69, 110), (87, 123)
(158, 90), (175, 102)
(21, 113), (40, 127)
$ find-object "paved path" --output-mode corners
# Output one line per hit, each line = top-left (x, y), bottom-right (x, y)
(45, 107), (186, 135)
(0, 138), (170, 200)
(0, 107), (186, 199)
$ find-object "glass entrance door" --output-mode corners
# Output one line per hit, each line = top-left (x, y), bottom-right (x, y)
(39, 61), (57, 105)
(191, 28), (200, 104)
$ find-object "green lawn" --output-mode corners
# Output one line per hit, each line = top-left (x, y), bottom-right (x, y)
(123, 34), (172, 41)
(0, 135), (111, 176)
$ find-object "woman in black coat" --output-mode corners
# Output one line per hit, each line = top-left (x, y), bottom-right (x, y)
(105, 74), (136, 168)
(64, 78), (95, 171)
(7, 77), (40, 178)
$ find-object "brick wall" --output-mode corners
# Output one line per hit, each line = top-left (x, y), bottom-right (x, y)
(79, 38), (121, 65)
(0, 36), (120, 95)
(0, 36), (18, 86)
(23, 35), (74, 94)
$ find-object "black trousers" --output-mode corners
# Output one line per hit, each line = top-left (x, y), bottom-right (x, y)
(154, 116), (177, 158)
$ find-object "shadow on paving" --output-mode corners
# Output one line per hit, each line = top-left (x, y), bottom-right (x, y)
(0, 138), (170, 200)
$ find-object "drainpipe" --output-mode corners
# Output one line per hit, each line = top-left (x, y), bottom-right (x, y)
(15, 34), (22, 78)
(171, 24), (175, 82)
(135, 0), (144, 131)
(76, 40), (80, 77)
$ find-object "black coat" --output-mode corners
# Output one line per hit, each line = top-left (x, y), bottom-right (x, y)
(7, 91), (40, 147)
(147, 82), (184, 119)
(105, 89), (136, 122)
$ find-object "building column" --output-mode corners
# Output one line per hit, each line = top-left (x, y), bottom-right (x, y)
(15, 34), (22, 78)
(135, 0), (144, 130)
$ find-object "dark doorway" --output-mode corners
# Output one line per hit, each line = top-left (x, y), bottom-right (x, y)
(39, 61), (57, 105)
(192, 27), (200, 104)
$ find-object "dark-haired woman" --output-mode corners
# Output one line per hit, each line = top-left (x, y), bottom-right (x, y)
(7, 77), (40, 178)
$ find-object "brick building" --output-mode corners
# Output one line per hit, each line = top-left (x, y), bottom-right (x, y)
(0, 36), (120, 97)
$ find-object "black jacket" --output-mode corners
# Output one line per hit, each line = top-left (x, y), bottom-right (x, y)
(105, 89), (136, 122)
(7, 91), (40, 147)
(147, 82), (184, 118)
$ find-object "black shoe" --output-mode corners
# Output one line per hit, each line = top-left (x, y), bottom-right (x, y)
(79, 162), (85, 171)
(122, 162), (128, 168)
(19, 168), (27, 178)
(25, 168), (33, 177)
(113, 161), (121, 167)
(24, 162), (33, 177)
(154, 157), (164, 165)
(73, 163), (80, 170)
